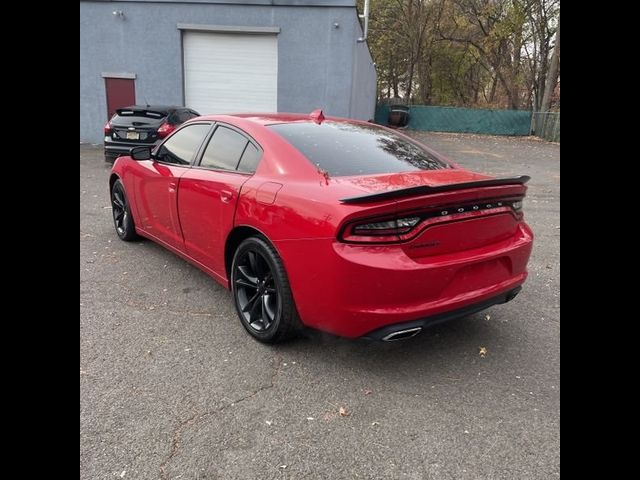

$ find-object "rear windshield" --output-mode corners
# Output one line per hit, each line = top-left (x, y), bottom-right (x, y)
(112, 109), (167, 126)
(268, 121), (451, 176)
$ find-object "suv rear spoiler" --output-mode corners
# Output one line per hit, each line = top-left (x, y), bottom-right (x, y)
(339, 175), (530, 204)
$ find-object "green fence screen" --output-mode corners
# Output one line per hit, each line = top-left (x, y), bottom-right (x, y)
(531, 112), (560, 142)
(374, 105), (532, 136)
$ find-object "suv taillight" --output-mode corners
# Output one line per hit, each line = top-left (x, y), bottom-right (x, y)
(157, 122), (176, 138)
(104, 121), (112, 135)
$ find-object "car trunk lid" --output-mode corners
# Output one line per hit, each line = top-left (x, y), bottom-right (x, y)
(334, 170), (529, 255)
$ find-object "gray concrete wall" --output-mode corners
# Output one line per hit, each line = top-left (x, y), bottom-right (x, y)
(80, 1), (376, 143)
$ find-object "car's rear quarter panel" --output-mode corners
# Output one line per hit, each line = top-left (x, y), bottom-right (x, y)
(240, 179), (533, 338)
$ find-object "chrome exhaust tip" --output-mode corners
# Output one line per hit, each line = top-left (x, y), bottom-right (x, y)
(381, 327), (422, 342)
(505, 286), (522, 303)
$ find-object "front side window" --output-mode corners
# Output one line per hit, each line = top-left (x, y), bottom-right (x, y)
(155, 124), (211, 165)
(200, 126), (249, 171)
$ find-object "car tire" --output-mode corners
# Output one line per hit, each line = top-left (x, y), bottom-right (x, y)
(231, 236), (302, 343)
(110, 179), (139, 241)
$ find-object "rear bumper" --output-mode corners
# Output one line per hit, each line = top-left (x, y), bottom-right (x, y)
(275, 222), (533, 338)
(363, 286), (521, 340)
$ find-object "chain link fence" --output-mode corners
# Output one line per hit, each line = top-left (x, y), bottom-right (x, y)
(530, 112), (560, 143)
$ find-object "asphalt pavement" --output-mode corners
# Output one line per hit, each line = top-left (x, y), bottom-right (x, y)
(80, 131), (559, 480)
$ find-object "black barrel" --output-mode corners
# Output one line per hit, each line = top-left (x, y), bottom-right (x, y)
(388, 105), (410, 127)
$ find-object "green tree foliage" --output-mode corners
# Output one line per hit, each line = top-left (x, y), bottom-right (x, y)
(360, 0), (559, 110)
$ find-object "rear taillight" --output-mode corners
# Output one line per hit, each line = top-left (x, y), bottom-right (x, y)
(340, 198), (525, 243)
(104, 121), (112, 135)
(353, 217), (420, 236)
(157, 122), (176, 138)
(342, 216), (422, 243)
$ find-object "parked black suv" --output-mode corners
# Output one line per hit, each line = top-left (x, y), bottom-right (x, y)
(104, 105), (200, 163)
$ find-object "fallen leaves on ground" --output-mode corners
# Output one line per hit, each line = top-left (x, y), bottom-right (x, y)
(339, 407), (350, 417)
(479, 347), (487, 357)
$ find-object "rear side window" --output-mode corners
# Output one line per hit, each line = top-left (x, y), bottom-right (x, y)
(169, 110), (195, 124)
(182, 110), (199, 122)
(156, 124), (211, 165)
(268, 121), (451, 176)
(167, 111), (180, 124)
(200, 126), (249, 171)
(237, 143), (261, 173)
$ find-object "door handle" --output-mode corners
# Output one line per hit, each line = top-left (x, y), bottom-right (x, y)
(220, 190), (234, 203)
(168, 182), (177, 193)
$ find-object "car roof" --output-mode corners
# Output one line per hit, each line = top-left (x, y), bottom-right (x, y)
(194, 112), (355, 126)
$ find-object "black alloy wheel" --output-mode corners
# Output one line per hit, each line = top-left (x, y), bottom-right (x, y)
(235, 249), (278, 331)
(231, 237), (301, 343)
(111, 179), (138, 241)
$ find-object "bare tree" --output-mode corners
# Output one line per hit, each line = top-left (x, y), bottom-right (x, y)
(540, 18), (559, 112)
(363, 0), (560, 110)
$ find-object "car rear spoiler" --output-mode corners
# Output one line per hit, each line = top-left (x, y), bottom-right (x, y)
(115, 108), (165, 118)
(339, 175), (531, 204)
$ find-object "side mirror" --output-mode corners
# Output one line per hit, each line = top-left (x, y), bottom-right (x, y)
(130, 146), (152, 161)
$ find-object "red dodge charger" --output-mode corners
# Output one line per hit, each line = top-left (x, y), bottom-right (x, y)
(109, 110), (533, 343)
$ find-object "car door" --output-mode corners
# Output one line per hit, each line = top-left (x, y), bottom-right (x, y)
(178, 124), (263, 278)
(134, 123), (212, 250)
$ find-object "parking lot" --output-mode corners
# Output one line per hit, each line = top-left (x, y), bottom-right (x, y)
(80, 132), (559, 480)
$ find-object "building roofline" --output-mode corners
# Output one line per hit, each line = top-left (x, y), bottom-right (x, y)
(81, 0), (356, 7)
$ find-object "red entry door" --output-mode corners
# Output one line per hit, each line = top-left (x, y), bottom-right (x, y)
(104, 77), (136, 119)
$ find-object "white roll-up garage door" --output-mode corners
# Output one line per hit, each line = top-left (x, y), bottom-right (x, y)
(183, 31), (278, 115)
